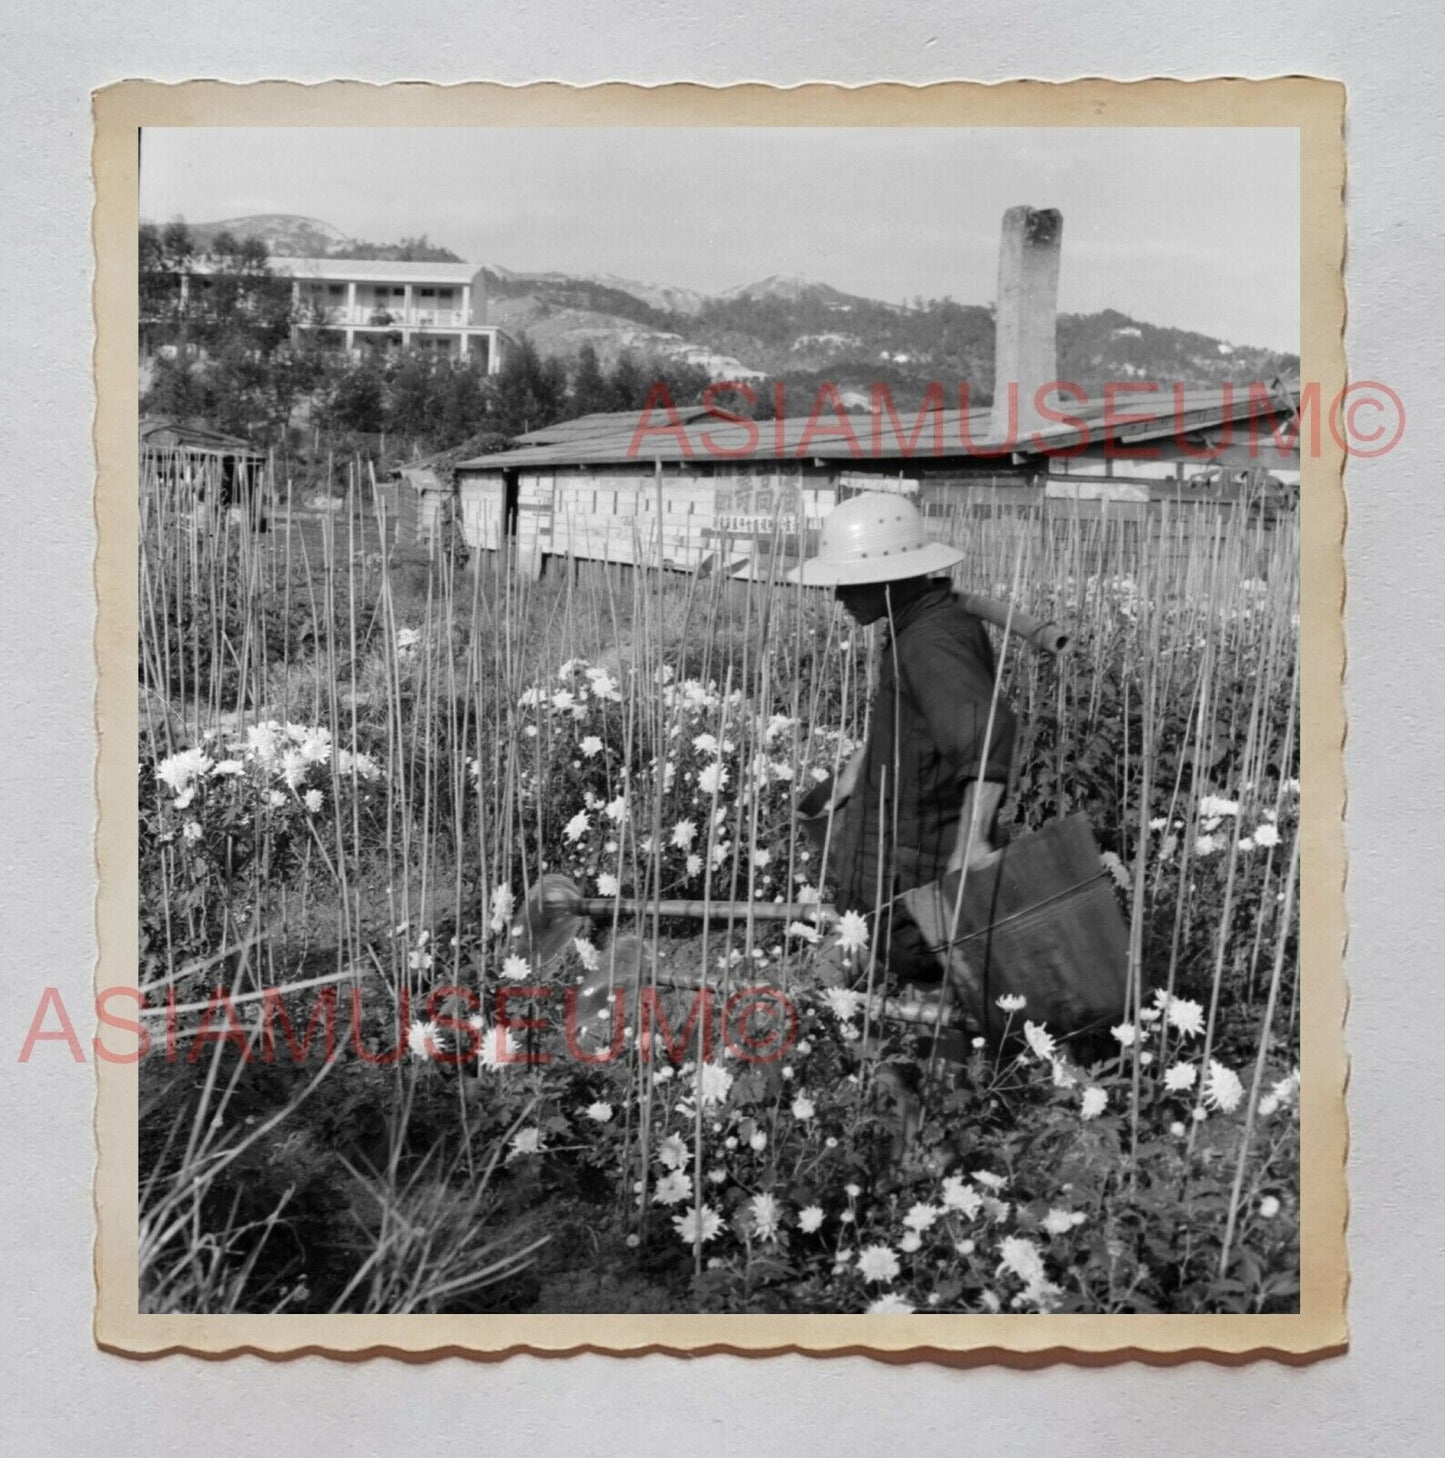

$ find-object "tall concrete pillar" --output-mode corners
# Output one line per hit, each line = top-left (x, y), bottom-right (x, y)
(990, 206), (1062, 447)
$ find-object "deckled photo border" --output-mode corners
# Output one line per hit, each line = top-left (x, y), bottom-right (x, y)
(93, 77), (1347, 1361)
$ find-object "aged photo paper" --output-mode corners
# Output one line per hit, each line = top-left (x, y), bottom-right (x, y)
(94, 78), (1346, 1360)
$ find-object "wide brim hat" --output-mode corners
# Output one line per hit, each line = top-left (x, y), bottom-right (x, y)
(785, 491), (965, 586)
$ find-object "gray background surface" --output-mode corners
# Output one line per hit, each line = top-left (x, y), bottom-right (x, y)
(2, 4), (1439, 1452)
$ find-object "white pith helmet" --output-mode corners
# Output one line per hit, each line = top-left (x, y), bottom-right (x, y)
(787, 491), (964, 586)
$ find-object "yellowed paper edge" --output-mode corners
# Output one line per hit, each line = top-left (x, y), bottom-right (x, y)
(94, 76), (1348, 1362)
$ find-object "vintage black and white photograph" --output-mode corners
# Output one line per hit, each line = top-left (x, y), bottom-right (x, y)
(118, 93), (1332, 1337)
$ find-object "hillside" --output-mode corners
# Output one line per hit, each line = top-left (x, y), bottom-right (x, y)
(169, 214), (1299, 398)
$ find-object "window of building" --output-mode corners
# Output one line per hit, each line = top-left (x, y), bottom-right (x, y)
(420, 288), (435, 298)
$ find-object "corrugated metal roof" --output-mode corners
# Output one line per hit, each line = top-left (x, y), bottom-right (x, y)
(455, 385), (1302, 472)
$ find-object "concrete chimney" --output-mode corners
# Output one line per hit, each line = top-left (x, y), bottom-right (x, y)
(990, 206), (1062, 445)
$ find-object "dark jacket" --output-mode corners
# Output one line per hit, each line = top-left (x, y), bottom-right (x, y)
(833, 583), (1016, 914)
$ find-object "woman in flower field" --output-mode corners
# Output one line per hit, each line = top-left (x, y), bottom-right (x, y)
(788, 492), (1017, 992)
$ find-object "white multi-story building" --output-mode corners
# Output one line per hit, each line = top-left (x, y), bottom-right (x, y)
(273, 258), (513, 370)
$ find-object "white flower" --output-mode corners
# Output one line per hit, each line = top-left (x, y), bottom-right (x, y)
(502, 953), (530, 980)
(1194, 832), (1223, 856)
(867, 1294), (915, 1314)
(477, 1023), (520, 1069)
(1198, 794), (1239, 819)
(692, 732), (719, 756)
(182, 820), (203, 843)
(579, 735), (603, 758)
(155, 746), (213, 801)
(1169, 1120), (1187, 1137)
(603, 794), (628, 824)
(584, 1101), (613, 1123)
(997, 1235), (1047, 1288)
(586, 668), (619, 700)
(564, 810), (590, 842)
(296, 726), (332, 765)
(1202, 1059), (1245, 1114)
(596, 872), (619, 896)
(406, 1019), (438, 1061)
(798, 1205), (825, 1234)
(899, 1230), (922, 1254)
(685, 854), (703, 878)
(1148, 816), (1169, 831)
(790, 1094), (816, 1121)
(1023, 1021), (1057, 1063)
(1164, 1062), (1198, 1092)
(1111, 1021), (1137, 1047)
(748, 1192), (783, 1241)
(698, 762), (729, 797)
(507, 1127), (544, 1160)
(1166, 996), (1206, 1038)
(844, 1182), (862, 1199)
(1041, 1208), (1075, 1237)
(903, 1202), (942, 1233)
(551, 689), (576, 713)
(303, 788), (324, 814)
(835, 909), (870, 956)
(786, 920), (822, 944)
(652, 1170), (692, 1206)
(996, 993), (1027, 1013)
(212, 758), (244, 776)
(856, 1244), (901, 1284)
(489, 884), (515, 934)
(698, 1062), (734, 1106)
(972, 1169), (1006, 1191)
(1080, 1086), (1108, 1120)
(1252, 822), (1281, 848)
(823, 987), (865, 1022)
(941, 1176), (982, 1217)
(671, 819), (697, 850)
(657, 1133), (689, 1170)
(748, 1130), (767, 1152)
(1259, 1195), (1282, 1219)
(672, 1205), (723, 1244)
(267, 789), (287, 808)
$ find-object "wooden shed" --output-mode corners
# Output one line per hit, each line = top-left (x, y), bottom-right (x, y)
(139, 417), (268, 526)
(452, 382), (1301, 580)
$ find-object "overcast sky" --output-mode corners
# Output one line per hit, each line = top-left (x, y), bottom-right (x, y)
(140, 127), (1299, 352)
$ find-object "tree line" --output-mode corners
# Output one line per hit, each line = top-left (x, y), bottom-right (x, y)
(139, 223), (716, 457)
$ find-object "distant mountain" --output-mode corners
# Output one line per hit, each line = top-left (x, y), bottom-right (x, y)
(184, 214), (353, 257)
(160, 214), (1300, 394)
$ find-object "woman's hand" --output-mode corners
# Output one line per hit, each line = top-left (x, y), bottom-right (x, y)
(946, 780), (1004, 874)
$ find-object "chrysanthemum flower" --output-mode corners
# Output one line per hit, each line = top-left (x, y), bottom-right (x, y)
(697, 762), (729, 797)
(304, 788), (324, 814)
(786, 920), (822, 945)
(798, 1205), (825, 1234)
(579, 735), (603, 758)
(657, 1133), (689, 1170)
(1198, 794), (1239, 819)
(996, 993), (1027, 1013)
(748, 1192), (783, 1241)
(502, 953), (530, 980)
(972, 1169), (1006, 1191)
(899, 1231), (922, 1254)
(1041, 1208), (1076, 1236)
(406, 1019), (439, 1061)
(903, 1202), (942, 1233)
(1164, 1062), (1198, 1092)
(835, 910), (870, 956)
(596, 872), (620, 896)
(584, 1101), (613, 1123)
(823, 987), (865, 1022)
(652, 1170), (692, 1206)
(1023, 1020), (1057, 1063)
(1080, 1086), (1107, 1119)
(563, 810), (590, 842)
(685, 854), (703, 878)
(1259, 1195), (1281, 1219)
(1111, 1021), (1137, 1047)
(856, 1244), (902, 1284)
(997, 1235), (1048, 1289)
(1253, 822), (1281, 848)
(1202, 1059), (1245, 1113)
(790, 1094), (816, 1121)
(1166, 996), (1206, 1038)
(692, 732), (719, 755)
(941, 1176), (982, 1217)
(672, 1205), (723, 1244)
(671, 819), (697, 850)
(507, 1128), (544, 1160)
(698, 1062), (734, 1106)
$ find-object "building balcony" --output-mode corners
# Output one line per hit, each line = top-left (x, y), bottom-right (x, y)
(303, 307), (475, 330)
